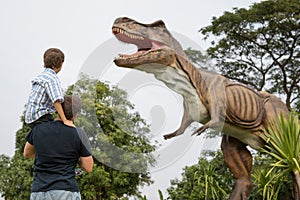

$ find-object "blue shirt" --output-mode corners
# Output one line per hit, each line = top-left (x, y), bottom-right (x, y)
(25, 68), (64, 124)
(26, 121), (92, 192)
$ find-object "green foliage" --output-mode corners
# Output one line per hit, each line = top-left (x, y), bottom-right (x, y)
(0, 75), (156, 200)
(261, 113), (300, 199)
(166, 150), (233, 200)
(1, 156), (34, 200)
(0, 119), (34, 199)
(184, 48), (211, 70)
(263, 114), (300, 176)
(200, 0), (300, 111)
(252, 167), (291, 200)
(158, 189), (164, 200)
(250, 152), (292, 200)
(165, 150), (293, 200)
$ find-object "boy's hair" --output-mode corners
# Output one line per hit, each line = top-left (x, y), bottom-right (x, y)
(62, 95), (82, 120)
(43, 48), (65, 69)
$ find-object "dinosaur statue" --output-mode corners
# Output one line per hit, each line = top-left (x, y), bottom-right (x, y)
(112, 17), (289, 200)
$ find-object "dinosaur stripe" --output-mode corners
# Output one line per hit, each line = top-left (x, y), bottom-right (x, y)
(240, 86), (252, 120)
(176, 56), (209, 103)
(236, 86), (243, 118)
(225, 84), (263, 128)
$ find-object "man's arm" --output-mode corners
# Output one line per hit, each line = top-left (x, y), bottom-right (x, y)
(78, 156), (94, 173)
(23, 142), (35, 158)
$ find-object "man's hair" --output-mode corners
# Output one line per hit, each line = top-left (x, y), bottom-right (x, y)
(62, 95), (82, 120)
(43, 48), (65, 69)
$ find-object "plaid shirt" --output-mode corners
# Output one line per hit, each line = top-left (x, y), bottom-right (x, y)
(25, 68), (64, 124)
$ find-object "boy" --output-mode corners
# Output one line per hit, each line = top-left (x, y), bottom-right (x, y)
(25, 48), (74, 128)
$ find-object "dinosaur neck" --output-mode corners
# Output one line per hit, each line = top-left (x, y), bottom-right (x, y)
(175, 55), (208, 103)
(136, 54), (209, 122)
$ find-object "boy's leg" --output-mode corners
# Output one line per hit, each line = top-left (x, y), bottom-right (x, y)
(28, 114), (54, 128)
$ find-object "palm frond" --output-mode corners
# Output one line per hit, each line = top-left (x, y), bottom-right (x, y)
(262, 113), (300, 173)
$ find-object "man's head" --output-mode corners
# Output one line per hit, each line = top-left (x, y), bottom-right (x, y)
(43, 48), (65, 72)
(62, 95), (82, 120)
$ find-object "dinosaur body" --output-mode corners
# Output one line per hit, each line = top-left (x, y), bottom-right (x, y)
(112, 17), (289, 200)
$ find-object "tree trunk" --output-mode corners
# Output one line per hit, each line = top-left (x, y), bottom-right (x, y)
(292, 171), (300, 200)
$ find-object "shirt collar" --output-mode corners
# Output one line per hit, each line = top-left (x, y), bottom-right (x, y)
(44, 68), (56, 75)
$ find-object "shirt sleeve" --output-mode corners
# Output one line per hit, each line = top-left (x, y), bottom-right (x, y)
(25, 130), (34, 145)
(76, 128), (92, 157)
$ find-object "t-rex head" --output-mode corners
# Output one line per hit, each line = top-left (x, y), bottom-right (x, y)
(112, 17), (187, 68)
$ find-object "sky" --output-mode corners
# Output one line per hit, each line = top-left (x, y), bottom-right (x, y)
(0, 0), (259, 199)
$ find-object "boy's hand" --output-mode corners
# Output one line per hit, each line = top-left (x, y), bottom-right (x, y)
(63, 119), (75, 127)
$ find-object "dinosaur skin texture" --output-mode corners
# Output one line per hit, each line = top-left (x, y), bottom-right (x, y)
(112, 17), (289, 200)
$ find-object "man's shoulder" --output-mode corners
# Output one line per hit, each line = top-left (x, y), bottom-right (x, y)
(32, 121), (81, 140)
(75, 127), (87, 137)
(33, 120), (62, 129)
(54, 122), (86, 135)
(74, 128), (90, 142)
(75, 127), (92, 154)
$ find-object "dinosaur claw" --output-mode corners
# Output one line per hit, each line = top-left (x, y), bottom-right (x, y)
(163, 133), (175, 140)
(191, 131), (197, 136)
(191, 131), (201, 136)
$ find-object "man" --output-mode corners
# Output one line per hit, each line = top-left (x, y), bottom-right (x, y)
(24, 95), (93, 200)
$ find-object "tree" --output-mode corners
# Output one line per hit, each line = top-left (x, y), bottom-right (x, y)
(0, 75), (156, 200)
(200, 0), (300, 112)
(184, 48), (211, 70)
(69, 75), (156, 199)
(0, 116), (34, 200)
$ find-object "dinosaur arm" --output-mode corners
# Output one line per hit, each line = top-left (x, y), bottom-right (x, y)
(192, 102), (226, 136)
(163, 101), (193, 139)
(192, 77), (228, 135)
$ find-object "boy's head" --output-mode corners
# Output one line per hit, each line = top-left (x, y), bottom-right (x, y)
(43, 48), (65, 72)
(62, 95), (82, 120)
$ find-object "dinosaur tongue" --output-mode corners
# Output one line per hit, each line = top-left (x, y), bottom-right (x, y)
(117, 40), (166, 59)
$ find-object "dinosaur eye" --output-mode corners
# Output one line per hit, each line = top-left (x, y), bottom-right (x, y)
(114, 17), (133, 24)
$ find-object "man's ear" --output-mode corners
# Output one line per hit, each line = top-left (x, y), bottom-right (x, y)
(72, 113), (79, 121)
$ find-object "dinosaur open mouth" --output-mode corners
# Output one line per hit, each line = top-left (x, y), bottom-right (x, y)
(112, 27), (166, 59)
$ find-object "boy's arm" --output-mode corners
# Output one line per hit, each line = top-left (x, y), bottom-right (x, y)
(54, 100), (75, 127)
(23, 142), (35, 158)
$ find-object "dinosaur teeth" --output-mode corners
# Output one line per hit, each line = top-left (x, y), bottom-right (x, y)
(112, 27), (144, 41)
(116, 49), (162, 60)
